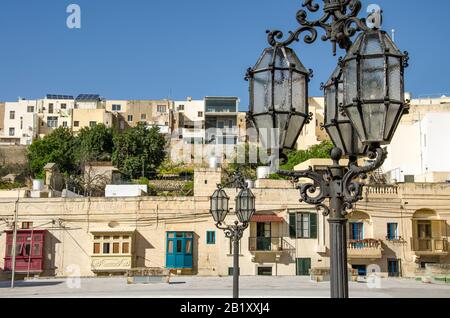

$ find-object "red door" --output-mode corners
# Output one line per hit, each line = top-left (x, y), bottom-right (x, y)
(4, 230), (45, 273)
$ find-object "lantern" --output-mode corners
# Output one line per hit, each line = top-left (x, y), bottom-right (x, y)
(323, 66), (368, 157)
(247, 45), (311, 151)
(210, 188), (230, 223)
(341, 29), (408, 145)
(235, 187), (256, 224)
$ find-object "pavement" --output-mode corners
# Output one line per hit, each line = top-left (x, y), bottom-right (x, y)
(0, 276), (450, 298)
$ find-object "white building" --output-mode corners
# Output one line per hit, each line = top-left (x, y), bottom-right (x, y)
(37, 94), (75, 137)
(2, 99), (38, 145)
(174, 97), (206, 145)
(384, 112), (450, 183)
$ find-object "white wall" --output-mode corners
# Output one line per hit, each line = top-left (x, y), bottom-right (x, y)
(3, 100), (38, 145)
(105, 185), (148, 198)
(384, 112), (450, 182)
(420, 113), (450, 173)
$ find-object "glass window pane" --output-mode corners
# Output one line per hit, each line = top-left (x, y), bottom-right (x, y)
(168, 233), (175, 239)
(33, 243), (41, 256)
(113, 243), (120, 254)
(93, 243), (100, 254)
(176, 240), (182, 253)
(167, 241), (173, 254)
(122, 242), (130, 254)
(186, 240), (192, 254)
(185, 233), (193, 238)
(103, 243), (110, 254)
(6, 244), (12, 257)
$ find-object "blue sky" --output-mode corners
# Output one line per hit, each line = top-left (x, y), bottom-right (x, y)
(0, 0), (449, 110)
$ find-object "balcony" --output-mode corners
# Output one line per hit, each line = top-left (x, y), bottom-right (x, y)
(411, 238), (449, 256)
(248, 237), (295, 262)
(249, 237), (295, 262)
(347, 239), (383, 259)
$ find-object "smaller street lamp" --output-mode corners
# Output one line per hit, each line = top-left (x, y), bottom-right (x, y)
(209, 171), (256, 299)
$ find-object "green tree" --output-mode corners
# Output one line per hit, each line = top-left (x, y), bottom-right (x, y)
(223, 143), (269, 183)
(74, 124), (114, 166)
(27, 127), (76, 179)
(280, 141), (334, 171)
(112, 124), (167, 179)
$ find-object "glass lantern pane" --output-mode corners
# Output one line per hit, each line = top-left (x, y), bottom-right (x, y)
(284, 115), (306, 149)
(344, 59), (357, 106)
(273, 70), (290, 112)
(274, 48), (290, 68)
(388, 57), (402, 101)
(345, 105), (366, 142)
(253, 71), (272, 114)
(361, 58), (385, 101)
(326, 125), (344, 151)
(255, 48), (274, 69)
(292, 72), (306, 112)
(275, 113), (289, 149)
(325, 85), (337, 123)
(384, 103), (402, 141)
(285, 47), (306, 71)
(361, 32), (383, 55)
(339, 122), (354, 154)
(254, 114), (275, 150)
(383, 34), (402, 55)
(362, 103), (386, 142)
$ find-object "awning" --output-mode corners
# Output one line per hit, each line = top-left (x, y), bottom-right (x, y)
(250, 215), (284, 223)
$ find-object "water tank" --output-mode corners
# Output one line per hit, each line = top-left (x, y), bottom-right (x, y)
(32, 179), (44, 191)
(245, 180), (255, 189)
(257, 166), (271, 180)
(209, 156), (219, 169)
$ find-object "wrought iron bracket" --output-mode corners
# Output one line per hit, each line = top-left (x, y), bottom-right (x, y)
(276, 146), (387, 218)
(216, 221), (249, 242)
(267, 0), (370, 55)
(217, 168), (249, 191)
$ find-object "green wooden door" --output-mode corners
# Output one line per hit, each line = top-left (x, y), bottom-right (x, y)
(296, 258), (311, 276)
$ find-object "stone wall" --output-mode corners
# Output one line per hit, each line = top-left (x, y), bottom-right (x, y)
(0, 146), (28, 166)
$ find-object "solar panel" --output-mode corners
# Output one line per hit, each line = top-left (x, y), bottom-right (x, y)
(76, 94), (101, 101)
(46, 94), (74, 100)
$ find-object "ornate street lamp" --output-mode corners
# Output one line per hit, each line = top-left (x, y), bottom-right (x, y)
(246, 46), (313, 153)
(209, 170), (255, 299)
(246, 0), (409, 298)
(323, 66), (368, 157)
(341, 29), (409, 145)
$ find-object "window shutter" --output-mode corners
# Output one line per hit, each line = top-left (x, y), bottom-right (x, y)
(310, 213), (317, 239)
(289, 213), (297, 238)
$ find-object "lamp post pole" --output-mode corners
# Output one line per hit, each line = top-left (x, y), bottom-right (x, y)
(210, 170), (255, 299)
(216, 221), (248, 299)
(247, 0), (408, 298)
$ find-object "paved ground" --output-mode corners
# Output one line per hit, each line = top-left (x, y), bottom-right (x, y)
(0, 276), (449, 298)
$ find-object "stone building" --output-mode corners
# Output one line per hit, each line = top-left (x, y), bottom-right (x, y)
(0, 167), (448, 280)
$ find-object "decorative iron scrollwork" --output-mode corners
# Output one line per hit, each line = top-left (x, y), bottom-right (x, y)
(267, 0), (370, 55)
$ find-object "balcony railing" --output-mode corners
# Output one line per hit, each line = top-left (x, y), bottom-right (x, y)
(347, 239), (383, 259)
(249, 237), (294, 252)
(411, 238), (449, 254)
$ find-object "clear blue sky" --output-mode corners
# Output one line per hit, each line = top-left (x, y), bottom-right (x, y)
(1, 0), (449, 110)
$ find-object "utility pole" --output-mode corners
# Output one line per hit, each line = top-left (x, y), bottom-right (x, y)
(10, 189), (21, 288)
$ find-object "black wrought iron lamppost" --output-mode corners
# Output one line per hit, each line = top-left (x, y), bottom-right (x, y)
(246, 0), (409, 298)
(210, 171), (256, 299)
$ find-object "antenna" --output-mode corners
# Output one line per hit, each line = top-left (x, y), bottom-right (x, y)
(391, 29), (396, 42)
